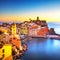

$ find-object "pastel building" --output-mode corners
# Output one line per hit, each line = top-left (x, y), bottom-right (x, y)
(20, 24), (28, 35)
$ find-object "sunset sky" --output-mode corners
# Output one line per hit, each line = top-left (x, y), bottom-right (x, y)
(0, 0), (60, 22)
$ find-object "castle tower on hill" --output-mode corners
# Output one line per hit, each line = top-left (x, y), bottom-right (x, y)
(37, 17), (39, 20)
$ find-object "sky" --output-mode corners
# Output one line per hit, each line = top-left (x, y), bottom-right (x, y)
(0, 0), (60, 22)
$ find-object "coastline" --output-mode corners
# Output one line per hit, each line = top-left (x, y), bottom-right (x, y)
(29, 34), (60, 40)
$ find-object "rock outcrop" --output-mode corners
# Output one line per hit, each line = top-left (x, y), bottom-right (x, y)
(49, 28), (57, 35)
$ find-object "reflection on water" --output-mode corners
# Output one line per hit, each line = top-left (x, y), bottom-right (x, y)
(21, 38), (60, 60)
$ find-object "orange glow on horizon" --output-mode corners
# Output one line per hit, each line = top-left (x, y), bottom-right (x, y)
(0, 16), (60, 22)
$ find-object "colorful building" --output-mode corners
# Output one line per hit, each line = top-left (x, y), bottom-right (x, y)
(28, 23), (41, 36)
(28, 23), (48, 37)
(20, 24), (28, 35)
(0, 44), (12, 60)
(11, 34), (23, 50)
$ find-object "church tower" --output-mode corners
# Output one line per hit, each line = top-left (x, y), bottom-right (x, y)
(12, 23), (16, 34)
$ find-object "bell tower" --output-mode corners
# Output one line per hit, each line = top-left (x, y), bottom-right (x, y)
(12, 23), (16, 34)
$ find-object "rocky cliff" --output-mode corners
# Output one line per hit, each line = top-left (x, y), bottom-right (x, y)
(49, 28), (57, 35)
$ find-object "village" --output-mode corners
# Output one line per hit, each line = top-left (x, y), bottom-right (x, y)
(0, 17), (60, 60)
(0, 17), (49, 60)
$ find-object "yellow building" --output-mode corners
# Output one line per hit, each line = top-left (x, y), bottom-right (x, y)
(0, 44), (13, 60)
(20, 24), (28, 35)
(12, 23), (16, 34)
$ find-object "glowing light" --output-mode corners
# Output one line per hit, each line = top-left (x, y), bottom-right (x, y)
(53, 40), (60, 47)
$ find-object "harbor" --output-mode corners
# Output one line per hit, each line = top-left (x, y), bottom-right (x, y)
(21, 38), (60, 60)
